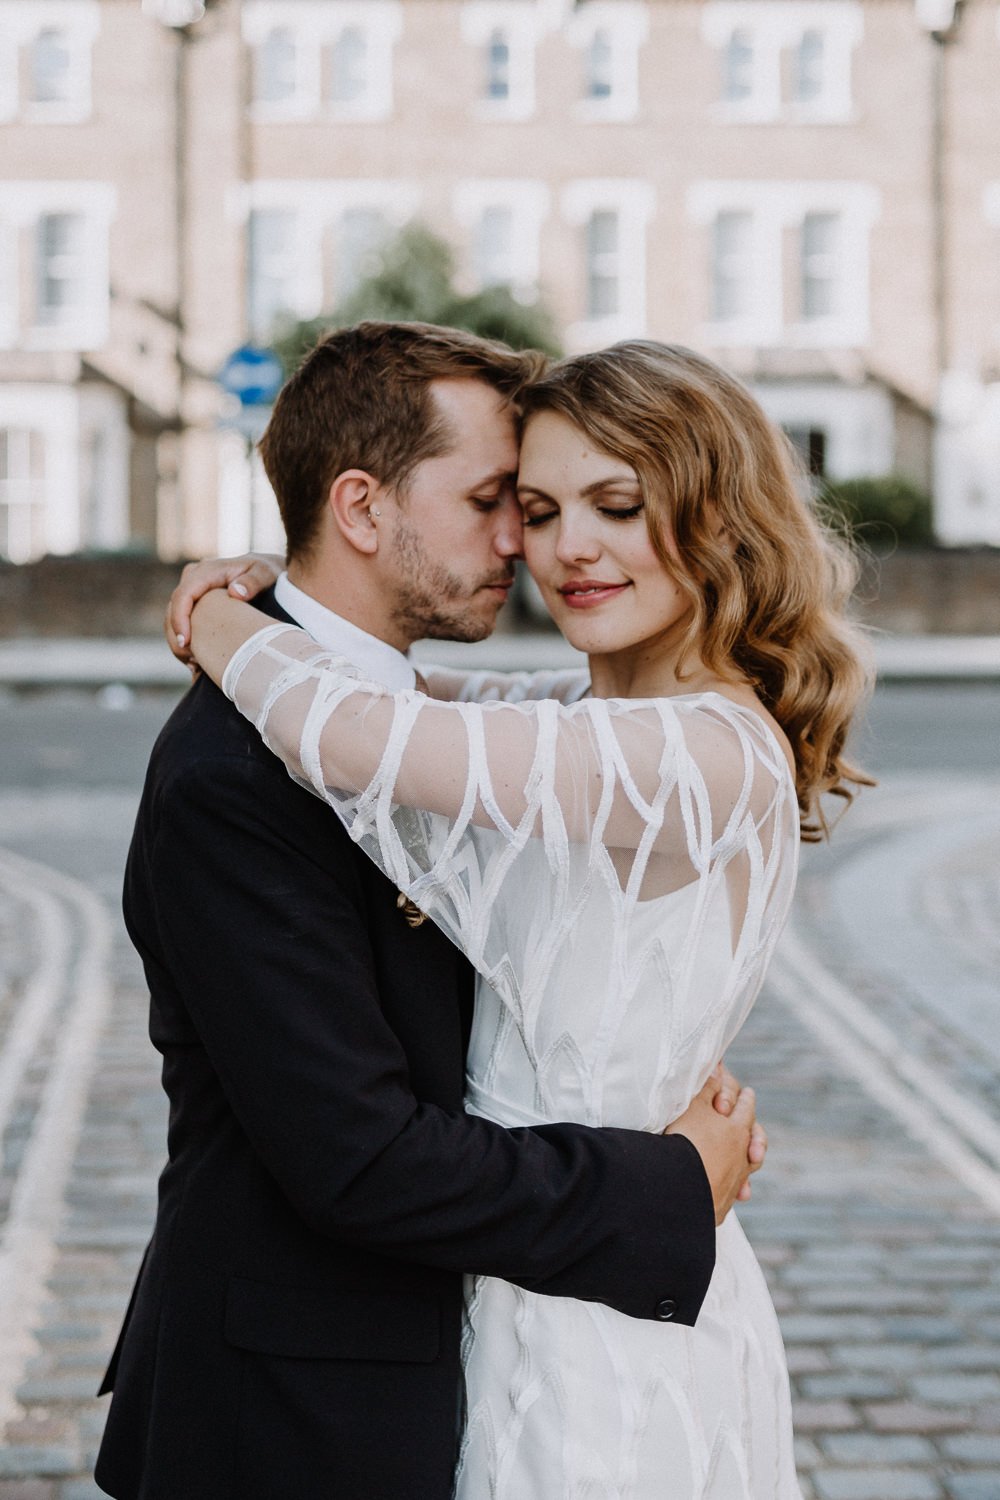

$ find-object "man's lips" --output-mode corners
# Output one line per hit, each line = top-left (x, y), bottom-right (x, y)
(557, 580), (631, 609)
(481, 577), (515, 596)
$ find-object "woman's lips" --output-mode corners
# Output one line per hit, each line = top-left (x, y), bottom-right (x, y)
(557, 581), (631, 609)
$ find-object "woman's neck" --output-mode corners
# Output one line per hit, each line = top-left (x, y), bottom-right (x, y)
(587, 644), (726, 701)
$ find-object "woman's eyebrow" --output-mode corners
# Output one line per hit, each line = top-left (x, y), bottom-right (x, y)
(579, 476), (641, 497)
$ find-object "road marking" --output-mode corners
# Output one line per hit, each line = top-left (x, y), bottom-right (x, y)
(0, 874), (70, 1149)
(771, 923), (1000, 1219)
(0, 848), (113, 1435)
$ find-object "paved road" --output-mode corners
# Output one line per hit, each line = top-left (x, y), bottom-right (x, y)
(0, 681), (998, 1499)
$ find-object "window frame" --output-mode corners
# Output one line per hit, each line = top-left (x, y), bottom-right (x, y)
(452, 179), (550, 301)
(688, 179), (879, 349)
(0, 0), (100, 124)
(568, 2), (648, 123)
(561, 179), (655, 346)
(461, 2), (541, 122)
(702, 2), (862, 125)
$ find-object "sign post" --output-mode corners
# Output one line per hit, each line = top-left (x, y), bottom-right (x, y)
(217, 345), (286, 547)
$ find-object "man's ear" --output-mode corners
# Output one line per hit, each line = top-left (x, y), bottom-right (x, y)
(327, 469), (385, 556)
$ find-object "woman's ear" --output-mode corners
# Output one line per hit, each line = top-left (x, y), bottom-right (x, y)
(327, 470), (385, 556)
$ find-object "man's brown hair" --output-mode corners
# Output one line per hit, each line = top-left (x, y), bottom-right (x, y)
(259, 320), (546, 560)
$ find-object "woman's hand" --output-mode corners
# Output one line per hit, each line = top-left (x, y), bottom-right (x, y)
(166, 553), (283, 664)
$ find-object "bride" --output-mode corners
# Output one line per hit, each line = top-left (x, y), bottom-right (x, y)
(184, 340), (871, 1499)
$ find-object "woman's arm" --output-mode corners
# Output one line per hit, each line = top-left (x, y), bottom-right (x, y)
(420, 663), (590, 705)
(191, 590), (781, 865)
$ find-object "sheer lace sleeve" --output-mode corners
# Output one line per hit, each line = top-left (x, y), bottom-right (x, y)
(422, 664), (590, 706)
(223, 622), (799, 1043)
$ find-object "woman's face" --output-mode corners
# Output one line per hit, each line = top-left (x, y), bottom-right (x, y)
(517, 411), (693, 658)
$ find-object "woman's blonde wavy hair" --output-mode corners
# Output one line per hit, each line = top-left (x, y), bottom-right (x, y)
(521, 341), (875, 841)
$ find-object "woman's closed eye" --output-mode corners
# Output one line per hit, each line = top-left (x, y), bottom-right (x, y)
(522, 501), (644, 528)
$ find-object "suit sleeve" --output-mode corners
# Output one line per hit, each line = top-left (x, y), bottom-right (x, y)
(148, 752), (716, 1325)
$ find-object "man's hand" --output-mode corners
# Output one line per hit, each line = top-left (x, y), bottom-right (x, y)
(666, 1064), (767, 1225)
(166, 553), (284, 665)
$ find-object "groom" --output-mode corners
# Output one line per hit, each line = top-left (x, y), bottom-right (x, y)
(96, 321), (765, 1500)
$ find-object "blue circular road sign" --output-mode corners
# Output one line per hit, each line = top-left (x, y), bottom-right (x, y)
(218, 344), (285, 408)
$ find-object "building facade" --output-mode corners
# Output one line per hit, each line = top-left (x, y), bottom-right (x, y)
(1, 0), (999, 563)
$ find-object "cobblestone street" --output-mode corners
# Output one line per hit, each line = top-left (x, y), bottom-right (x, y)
(0, 686), (998, 1499)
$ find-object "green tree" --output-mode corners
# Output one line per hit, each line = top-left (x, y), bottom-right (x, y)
(273, 223), (562, 371)
(818, 474), (935, 550)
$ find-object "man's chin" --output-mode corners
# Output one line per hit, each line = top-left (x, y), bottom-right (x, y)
(422, 617), (494, 644)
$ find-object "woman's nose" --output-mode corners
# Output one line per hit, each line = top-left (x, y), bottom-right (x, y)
(554, 517), (601, 565)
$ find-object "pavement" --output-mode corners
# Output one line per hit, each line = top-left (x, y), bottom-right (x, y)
(0, 674), (998, 1497)
(0, 630), (999, 689)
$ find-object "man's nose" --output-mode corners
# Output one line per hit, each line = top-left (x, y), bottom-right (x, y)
(493, 496), (524, 559)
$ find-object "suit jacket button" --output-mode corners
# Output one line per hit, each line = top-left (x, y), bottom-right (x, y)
(654, 1298), (678, 1321)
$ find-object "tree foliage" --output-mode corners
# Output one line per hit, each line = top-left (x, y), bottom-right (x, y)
(818, 474), (935, 550)
(273, 223), (562, 372)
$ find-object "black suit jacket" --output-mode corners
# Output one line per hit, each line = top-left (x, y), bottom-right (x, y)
(95, 592), (715, 1500)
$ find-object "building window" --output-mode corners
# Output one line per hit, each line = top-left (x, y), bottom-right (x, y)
(569, 4), (648, 122)
(722, 30), (755, 102)
(0, 427), (47, 564)
(29, 28), (73, 105)
(36, 213), (86, 329)
(711, 210), (753, 321)
(330, 27), (368, 105)
(485, 29), (511, 100)
(243, 3), (400, 122)
(462, 4), (538, 120)
(334, 207), (388, 302)
(586, 211), (620, 320)
(689, 180), (877, 347)
(792, 29), (825, 103)
(801, 210), (840, 320)
(454, 180), (549, 300)
(785, 425), (827, 478)
(248, 209), (299, 339)
(254, 27), (298, 106)
(474, 205), (515, 288)
(703, 3), (861, 123)
(585, 29), (614, 100)
(0, 1), (101, 122)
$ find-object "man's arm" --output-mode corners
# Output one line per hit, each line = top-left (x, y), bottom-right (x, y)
(148, 750), (737, 1325)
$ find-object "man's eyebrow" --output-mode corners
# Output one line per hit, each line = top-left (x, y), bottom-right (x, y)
(470, 467), (517, 491)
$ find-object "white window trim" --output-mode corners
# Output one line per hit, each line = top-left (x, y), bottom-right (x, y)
(248, 25), (318, 123)
(452, 180), (550, 299)
(0, 0), (99, 124)
(688, 180), (880, 348)
(567, 2), (649, 123)
(242, 2), (401, 123)
(701, 2), (862, 125)
(234, 180), (421, 326)
(561, 179), (655, 347)
(461, 2), (547, 122)
(0, 181), (116, 352)
(0, 384), (81, 559)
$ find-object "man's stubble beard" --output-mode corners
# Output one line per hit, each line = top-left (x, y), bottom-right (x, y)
(388, 516), (509, 644)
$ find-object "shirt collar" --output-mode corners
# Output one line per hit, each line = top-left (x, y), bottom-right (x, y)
(273, 572), (416, 692)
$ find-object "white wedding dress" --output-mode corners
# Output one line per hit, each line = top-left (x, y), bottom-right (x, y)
(221, 628), (803, 1500)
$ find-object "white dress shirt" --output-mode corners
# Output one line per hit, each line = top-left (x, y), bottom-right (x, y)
(274, 572), (416, 692)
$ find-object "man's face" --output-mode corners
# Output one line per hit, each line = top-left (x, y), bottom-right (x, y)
(379, 378), (523, 644)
